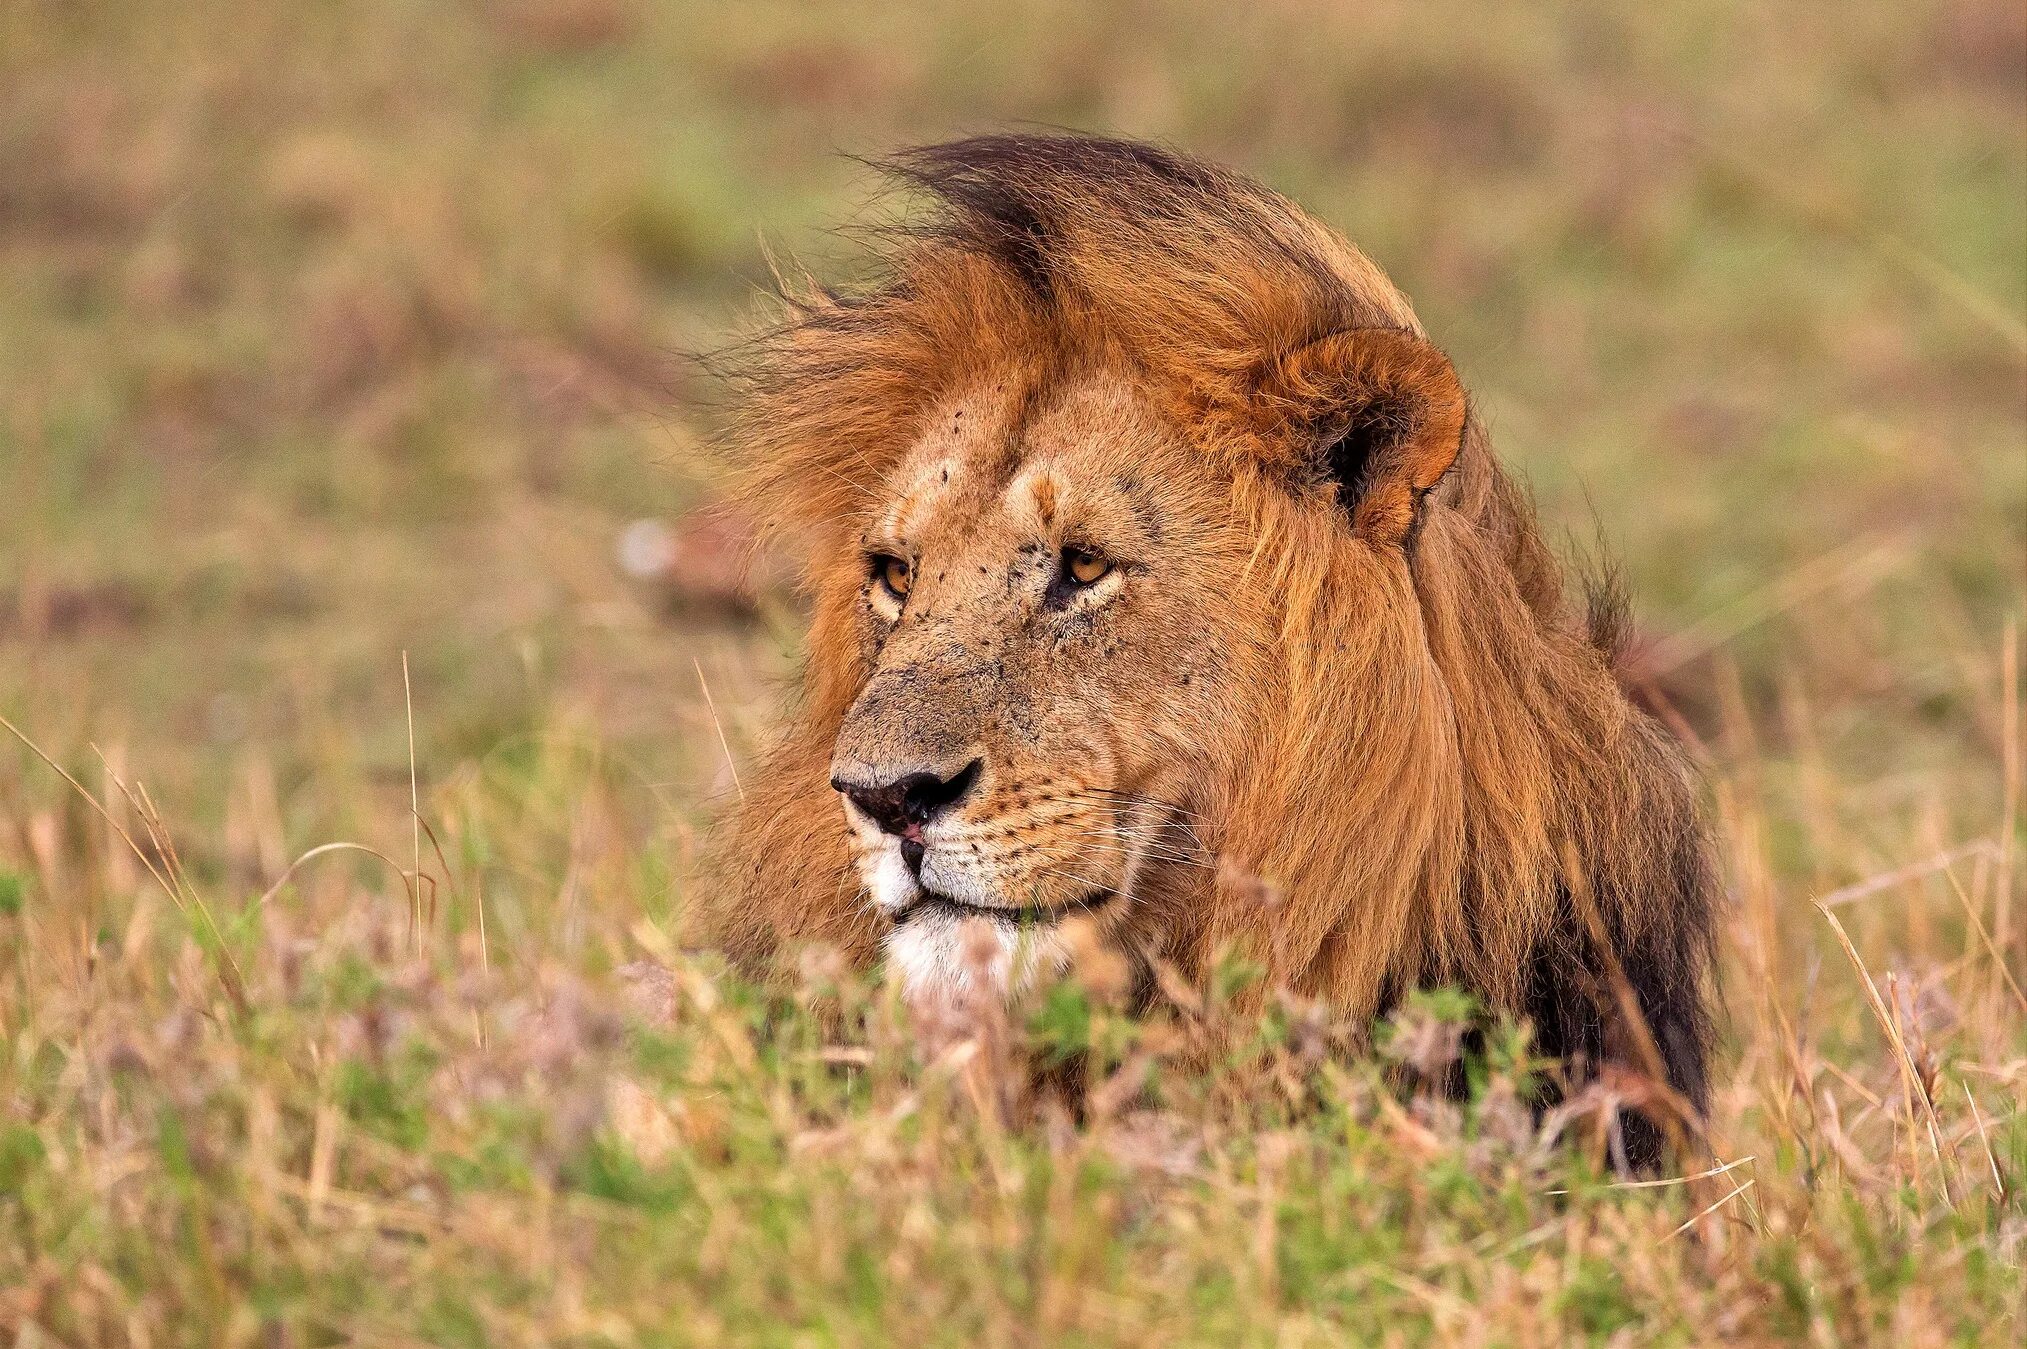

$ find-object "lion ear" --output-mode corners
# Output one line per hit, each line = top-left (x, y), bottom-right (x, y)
(1255, 327), (1467, 546)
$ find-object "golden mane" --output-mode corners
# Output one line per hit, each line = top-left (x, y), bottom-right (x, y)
(712, 134), (1718, 1167)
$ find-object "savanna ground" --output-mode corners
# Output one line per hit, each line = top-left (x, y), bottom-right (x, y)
(2, 1), (2024, 1343)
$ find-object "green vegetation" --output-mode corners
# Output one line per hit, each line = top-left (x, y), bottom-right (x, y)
(2, 0), (2022, 1342)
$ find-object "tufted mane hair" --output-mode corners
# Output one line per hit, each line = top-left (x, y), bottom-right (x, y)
(731, 132), (1587, 626)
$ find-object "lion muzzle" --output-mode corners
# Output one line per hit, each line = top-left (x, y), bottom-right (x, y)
(830, 758), (982, 876)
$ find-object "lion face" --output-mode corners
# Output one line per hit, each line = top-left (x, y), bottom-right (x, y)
(828, 375), (1250, 995)
(727, 135), (1481, 1008)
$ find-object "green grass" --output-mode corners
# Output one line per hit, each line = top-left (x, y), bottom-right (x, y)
(2, 0), (2023, 1342)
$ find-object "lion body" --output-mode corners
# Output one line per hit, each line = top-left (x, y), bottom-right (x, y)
(713, 135), (1718, 1164)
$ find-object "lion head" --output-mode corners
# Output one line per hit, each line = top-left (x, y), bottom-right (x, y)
(712, 135), (1716, 1147)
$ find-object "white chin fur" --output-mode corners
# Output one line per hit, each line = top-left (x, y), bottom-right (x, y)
(883, 909), (1070, 1003)
(851, 830), (1072, 1003)
(860, 842), (921, 913)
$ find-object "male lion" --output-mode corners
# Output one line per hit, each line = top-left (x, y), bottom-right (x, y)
(712, 134), (1718, 1164)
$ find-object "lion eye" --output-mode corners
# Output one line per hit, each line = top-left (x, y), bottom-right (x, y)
(1063, 547), (1112, 586)
(874, 555), (912, 601)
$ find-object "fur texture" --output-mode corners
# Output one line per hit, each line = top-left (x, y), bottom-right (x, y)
(710, 134), (1719, 1163)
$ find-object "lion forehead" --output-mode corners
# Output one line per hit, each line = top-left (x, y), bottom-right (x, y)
(874, 392), (1019, 540)
(878, 379), (1180, 548)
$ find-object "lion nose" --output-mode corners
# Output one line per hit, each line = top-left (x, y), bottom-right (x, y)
(832, 759), (982, 866)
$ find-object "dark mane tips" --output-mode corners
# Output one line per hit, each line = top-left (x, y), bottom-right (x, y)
(881, 133), (1258, 305)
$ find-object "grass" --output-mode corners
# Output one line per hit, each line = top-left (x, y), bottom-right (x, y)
(1, 0), (2023, 1342)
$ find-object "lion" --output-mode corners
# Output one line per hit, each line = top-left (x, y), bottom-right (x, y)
(710, 134), (1719, 1165)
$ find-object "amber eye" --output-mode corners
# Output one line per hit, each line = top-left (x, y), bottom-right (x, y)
(874, 555), (912, 601)
(1063, 547), (1112, 586)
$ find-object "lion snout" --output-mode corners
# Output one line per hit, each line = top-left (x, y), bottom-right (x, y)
(831, 757), (982, 874)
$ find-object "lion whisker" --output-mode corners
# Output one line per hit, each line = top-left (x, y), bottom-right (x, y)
(1048, 793), (1210, 846)
(1038, 867), (1131, 902)
(1066, 813), (1211, 851)
(1061, 787), (1208, 823)
(1063, 833), (1217, 871)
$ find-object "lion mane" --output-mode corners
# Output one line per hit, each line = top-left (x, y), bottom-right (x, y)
(709, 134), (1719, 1164)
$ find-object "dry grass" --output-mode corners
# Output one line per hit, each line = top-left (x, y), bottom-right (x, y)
(0, 685), (2019, 1344)
(1, 0), (2022, 1342)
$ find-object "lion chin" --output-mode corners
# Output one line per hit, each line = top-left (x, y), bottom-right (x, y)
(882, 902), (1073, 1003)
(854, 827), (1109, 1002)
(710, 133), (1721, 1171)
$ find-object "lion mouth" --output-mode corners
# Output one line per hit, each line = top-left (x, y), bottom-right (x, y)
(893, 889), (1115, 929)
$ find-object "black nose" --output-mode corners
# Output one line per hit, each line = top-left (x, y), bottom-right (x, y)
(833, 759), (982, 840)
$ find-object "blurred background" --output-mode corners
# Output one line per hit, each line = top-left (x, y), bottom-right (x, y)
(1, 0), (2022, 941)
(0, 4), (2022, 1339)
